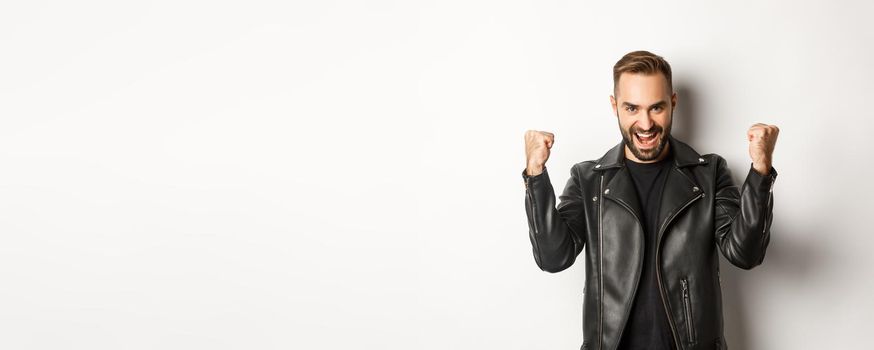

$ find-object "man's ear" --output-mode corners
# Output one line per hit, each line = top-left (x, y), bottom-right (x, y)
(671, 92), (678, 109)
(610, 95), (617, 115)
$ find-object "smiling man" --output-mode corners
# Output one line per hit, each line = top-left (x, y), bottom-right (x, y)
(522, 50), (779, 350)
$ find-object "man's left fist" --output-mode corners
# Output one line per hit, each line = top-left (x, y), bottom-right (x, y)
(747, 123), (779, 175)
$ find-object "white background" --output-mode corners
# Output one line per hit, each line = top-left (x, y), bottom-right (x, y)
(1, 1), (872, 349)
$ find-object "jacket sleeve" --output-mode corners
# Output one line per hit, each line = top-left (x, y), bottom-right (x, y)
(713, 155), (778, 270)
(522, 165), (587, 273)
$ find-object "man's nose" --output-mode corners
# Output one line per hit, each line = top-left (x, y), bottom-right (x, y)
(636, 113), (655, 131)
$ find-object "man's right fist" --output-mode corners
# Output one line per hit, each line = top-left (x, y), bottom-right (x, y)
(525, 130), (554, 176)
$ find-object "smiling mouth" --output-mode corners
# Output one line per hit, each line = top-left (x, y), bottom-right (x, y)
(634, 130), (659, 148)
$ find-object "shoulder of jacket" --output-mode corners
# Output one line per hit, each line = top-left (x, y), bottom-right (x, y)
(572, 159), (599, 170)
(701, 153), (726, 162)
(700, 153), (729, 168)
(569, 160), (601, 181)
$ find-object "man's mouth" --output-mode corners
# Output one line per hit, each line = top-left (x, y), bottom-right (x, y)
(634, 130), (659, 149)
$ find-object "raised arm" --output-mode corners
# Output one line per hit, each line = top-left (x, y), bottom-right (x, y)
(713, 156), (778, 269)
(714, 123), (780, 269)
(522, 130), (586, 273)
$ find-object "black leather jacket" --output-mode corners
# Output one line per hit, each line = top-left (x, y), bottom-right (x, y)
(522, 135), (777, 350)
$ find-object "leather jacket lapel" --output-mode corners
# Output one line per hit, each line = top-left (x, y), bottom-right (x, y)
(657, 164), (704, 238)
(658, 135), (709, 236)
(603, 166), (643, 223)
(594, 141), (644, 224)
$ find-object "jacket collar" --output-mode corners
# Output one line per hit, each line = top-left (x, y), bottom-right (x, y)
(592, 134), (709, 171)
(594, 134), (708, 235)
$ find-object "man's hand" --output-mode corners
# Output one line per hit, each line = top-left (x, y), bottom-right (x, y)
(747, 123), (779, 175)
(525, 130), (554, 176)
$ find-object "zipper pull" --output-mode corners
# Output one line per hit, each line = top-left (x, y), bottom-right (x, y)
(681, 279), (689, 298)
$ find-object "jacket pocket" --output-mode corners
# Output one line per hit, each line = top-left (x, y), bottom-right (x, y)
(681, 277), (697, 344)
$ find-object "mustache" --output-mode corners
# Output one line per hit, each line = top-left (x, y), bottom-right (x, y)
(630, 125), (663, 134)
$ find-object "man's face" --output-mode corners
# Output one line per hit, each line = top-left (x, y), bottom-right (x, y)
(610, 72), (677, 163)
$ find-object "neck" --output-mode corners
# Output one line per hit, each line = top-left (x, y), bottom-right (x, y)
(625, 142), (671, 164)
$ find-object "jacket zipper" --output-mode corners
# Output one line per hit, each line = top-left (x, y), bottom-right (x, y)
(525, 177), (537, 234)
(681, 277), (697, 344)
(763, 178), (775, 236)
(655, 188), (705, 349)
(525, 177), (542, 267)
(597, 174), (604, 350)
(755, 177), (776, 265)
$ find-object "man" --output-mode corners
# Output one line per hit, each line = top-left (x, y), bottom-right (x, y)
(521, 50), (779, 350)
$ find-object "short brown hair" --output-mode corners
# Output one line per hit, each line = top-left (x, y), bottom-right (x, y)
(613, 50), (672, 97)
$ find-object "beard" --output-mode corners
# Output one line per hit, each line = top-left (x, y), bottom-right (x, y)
(618, 112), (672, 162)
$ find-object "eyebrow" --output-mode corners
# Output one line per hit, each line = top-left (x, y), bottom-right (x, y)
(622, 100), (668, 109)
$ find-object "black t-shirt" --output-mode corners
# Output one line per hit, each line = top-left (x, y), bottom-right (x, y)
(617, 148), (677, 350)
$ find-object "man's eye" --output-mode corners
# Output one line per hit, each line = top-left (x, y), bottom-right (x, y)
(652, 106), (662, 112)
(625, 106), (636, 112)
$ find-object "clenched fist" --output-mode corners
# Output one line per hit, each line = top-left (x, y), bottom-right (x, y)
(525, 130), (554, 176)
(747, 123), (779, 176)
